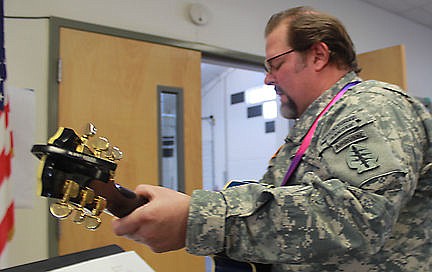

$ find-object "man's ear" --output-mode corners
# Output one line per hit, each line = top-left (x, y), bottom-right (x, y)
(310, 42), (331, 72)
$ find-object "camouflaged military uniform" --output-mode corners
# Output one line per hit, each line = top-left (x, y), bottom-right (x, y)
(186, 72), (432, 271)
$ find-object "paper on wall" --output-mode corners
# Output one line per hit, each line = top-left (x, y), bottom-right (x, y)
(8, 87), (37, 208)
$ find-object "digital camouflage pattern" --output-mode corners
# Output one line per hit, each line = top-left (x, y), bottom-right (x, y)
(186, 72), (432, 271)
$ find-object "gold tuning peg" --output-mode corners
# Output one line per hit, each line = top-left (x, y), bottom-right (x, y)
(83, 123), (97, 138)
(84, 215), (102, 230)
(72, 188), (95, 224)
(85, 196), (107, 230)
(77, 123), (97, 153)
(106, 146), (123, 161)
(49, 180), (80, 219)
(91, 137), (109, 158)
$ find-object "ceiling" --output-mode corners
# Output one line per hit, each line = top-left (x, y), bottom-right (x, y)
(357, 0), (432, 30)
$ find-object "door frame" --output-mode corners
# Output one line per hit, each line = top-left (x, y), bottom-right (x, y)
(47, 16), (264, 257)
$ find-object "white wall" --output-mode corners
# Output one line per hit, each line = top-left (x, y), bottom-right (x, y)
(4, 0), (432, 268)
(202, 68), (281, 191)
(3, 15), (50, 268)
(6, 0), (432, 96)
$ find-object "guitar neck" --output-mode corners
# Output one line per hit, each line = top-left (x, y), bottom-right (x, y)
(88, 179), (148, 218)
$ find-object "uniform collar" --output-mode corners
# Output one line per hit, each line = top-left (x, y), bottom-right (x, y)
(286, 71), (362, 144)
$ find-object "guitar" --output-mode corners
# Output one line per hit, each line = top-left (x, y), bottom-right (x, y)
(32, 124), (272, 271)
(31, 123), (147, 230)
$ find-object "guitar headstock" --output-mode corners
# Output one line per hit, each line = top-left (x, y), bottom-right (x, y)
(31, 123), (145, 230)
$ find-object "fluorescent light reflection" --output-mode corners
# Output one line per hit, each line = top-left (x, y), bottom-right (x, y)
(263, 101), (277, 119)
(245, 85), (276, 104)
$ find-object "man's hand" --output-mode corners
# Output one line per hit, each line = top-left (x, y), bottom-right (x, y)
(112, 184), (191, 253)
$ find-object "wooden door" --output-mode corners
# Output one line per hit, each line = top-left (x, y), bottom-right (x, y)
(57, 27), (204, 271)
(358, 44), (407, 90)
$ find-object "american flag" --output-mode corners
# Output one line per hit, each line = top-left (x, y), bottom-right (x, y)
(0, 0), (14, 258)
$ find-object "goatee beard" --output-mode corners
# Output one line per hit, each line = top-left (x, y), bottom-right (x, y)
(280, 100), (298, 119)
(277, 89), (298, 119)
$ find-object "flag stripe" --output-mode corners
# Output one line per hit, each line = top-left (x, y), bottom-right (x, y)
(0, 202), (13, 255)
(0, 167), (11, 219)
(0, 0), (13, 260)
(0, 100), (12, 189)
(0, 130), (12, 187)
(0, 95), (13, 257)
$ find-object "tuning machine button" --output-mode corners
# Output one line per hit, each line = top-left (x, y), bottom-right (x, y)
(83, 123), (97, 137)
(85, 215), (102, 230)
(50, 202), (74, 219)
(106, 146), (123, 161)
(85, 196), (107, 230)
(91, 137), (110, 158)
(49, 180), (79, 219)
(77, 123), (98, 153)
(72, 188), (95, 224)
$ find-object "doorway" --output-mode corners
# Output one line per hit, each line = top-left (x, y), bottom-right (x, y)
(47, 17), (264, 272)
(200, 61), (290, 192)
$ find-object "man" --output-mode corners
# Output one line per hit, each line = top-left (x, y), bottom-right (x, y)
(112, 6), (432, 271)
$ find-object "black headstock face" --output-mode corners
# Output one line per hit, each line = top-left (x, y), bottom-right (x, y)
(32, 127), (118, 198)
(31, 124), (145, 230)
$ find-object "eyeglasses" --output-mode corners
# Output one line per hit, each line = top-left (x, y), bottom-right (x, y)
(264, 49), (295, 73)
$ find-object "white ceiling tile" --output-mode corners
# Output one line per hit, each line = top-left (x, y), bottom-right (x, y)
(357, 0), (432, 30)
(406, 0), (432, 8)
(422, 2), (432, 13)
(359, 0), (412, 13)
(403, 7), (432, 26)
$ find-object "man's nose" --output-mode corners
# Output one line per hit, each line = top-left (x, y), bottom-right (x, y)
(264, 73), (275, 85)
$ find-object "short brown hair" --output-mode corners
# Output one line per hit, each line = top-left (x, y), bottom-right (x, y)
(265, 6), (360, 73)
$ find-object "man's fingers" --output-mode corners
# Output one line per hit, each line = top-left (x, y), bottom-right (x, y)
(112, 207), (142, 236)
(134, 184), (155, 199)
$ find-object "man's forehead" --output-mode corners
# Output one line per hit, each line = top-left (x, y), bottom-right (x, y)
(265, 23), (289, 53)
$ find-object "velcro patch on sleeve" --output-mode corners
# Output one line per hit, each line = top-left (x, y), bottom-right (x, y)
(346, 144), (380, 173)
(321, 114), (374, 147)
(332, 130), (368, 153)
(320, 117), (403, 187)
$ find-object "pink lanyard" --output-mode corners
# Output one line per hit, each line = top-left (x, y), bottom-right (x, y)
(280, 81), (360, 186)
